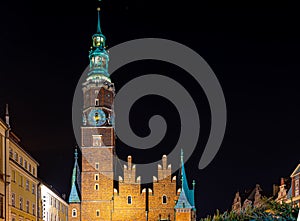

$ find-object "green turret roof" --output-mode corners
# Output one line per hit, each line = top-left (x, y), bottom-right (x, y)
(87, 7), (110, 82)
(175, 149), (196, 210)
(68, 149), (81, 203)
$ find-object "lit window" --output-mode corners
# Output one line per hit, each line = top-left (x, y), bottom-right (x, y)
(96, 210), (100, 217)
(93, 135), (103, 147)
(95, 184), (99, 190)
(19, 197), (23, 210)
(72, 209), (77, 217)
(162, 195), (167, 204)
(127, 196), (132, 205)
(26, 179), (29, 191)
(12, 170), (15, 182)
(95, 174), (99, 181)
(32, 184), (35, 194)
(26, 200), (30, 213)
(12, 193), (16, 207)
(9, 148), (13, 158)
(32, 204), (35, 215)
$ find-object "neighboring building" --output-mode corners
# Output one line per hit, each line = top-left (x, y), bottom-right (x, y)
(276, 164), (300, 207)
(0, 105), (41, 221)
(8, 128), (40, 221)
(232, 184), (263, 213)
(39, 182), (68, 221)
(67, 7), (196, 221)
(0, 106), (65, 221)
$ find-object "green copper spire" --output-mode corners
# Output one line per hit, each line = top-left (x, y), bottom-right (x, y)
(97, 7), (102, 34)
(87, 7), (110, 83)
(175, 149), (196, 210)
(68, 149), (81, 203)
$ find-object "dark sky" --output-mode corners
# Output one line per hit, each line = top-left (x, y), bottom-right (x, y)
(1, 0), (299, 218)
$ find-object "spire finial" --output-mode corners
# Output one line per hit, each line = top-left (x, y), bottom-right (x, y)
(180, 149), (184, 162)
(5, 104), (10, 127)
(74, 148), (78, 160)
(97, 7), (102, 34)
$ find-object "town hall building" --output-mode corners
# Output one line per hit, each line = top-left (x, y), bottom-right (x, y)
(67, 7), (196, 221)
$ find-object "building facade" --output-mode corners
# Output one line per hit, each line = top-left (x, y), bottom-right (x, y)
(276, 164), (300, 207)
(68, 7), (196, 221)
(39, 183), (68, 221)
(232, 184), (263, 213)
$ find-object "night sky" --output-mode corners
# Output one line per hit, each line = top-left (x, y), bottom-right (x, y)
(1, 0), (299, 218)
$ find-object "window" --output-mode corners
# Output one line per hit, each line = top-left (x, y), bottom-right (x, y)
(95, 163), (99, 170)
(29, 164), (31, 172)
(9, 148), (13, 158)
(24, 160), (27, 169)
(26, 200), (29, 213)
(127, 196), (132, 204)
(14, 152), (18, 161)
(32, 184), (35, 194)
(72, 209), (77, 217)
(12, 170), (15, 182)
(93, 135), (103, 147)
(19, 175), (23, 187)
(19, 156), (23, 166)
(95, 184), (99, 190)
(95, 99), (99, 106)
(33, 167), (35, 176)
(19, 197), (23, 210)
(94, 174), (99, 181)
(96, 210), (100, 217)
(12, 193), (16, 207)
(26, 179), (29, 191)
(32, 204), (35, 215)
(162, 195), (167, 204)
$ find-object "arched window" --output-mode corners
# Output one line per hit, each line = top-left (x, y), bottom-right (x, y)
(72, 208), (77, 217)
(162, 195), (167, 204)
(127, 196), (132, 204)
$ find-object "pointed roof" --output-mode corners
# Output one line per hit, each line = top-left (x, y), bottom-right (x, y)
(291, 164), (300, 177)
(97, 7), (102, 34)
(175, 149), (196, 210)
(68, 149), (81, 203)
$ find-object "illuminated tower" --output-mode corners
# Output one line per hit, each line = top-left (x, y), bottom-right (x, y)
(68, 7), (115, 221)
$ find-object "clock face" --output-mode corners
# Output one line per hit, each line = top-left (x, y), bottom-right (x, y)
(88, 109), (106, 126)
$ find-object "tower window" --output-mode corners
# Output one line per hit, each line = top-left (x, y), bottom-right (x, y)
(72, 209), (77, 217)
(95, 163), (99, 170)
(127, 196), (132, 205)
(162, 195), (167, 204)
(95, 184), (99, 190)
(96, 210), (100, 217)
(95, 99), (99, 106)
(95, 174), (99, 181)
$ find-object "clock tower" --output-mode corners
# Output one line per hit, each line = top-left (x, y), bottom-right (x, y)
(80, 7), (115, 220)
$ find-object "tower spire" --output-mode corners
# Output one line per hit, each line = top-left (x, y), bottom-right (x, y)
(68, 148), (81, 203)
(97, 7), (102, 34)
